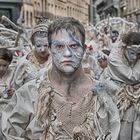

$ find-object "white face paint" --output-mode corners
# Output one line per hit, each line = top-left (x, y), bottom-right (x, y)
(50, 29), (84, 75)
(34, 37), (49, 57)
(34, 37), (48, 52)
(124, 45), (140, 65)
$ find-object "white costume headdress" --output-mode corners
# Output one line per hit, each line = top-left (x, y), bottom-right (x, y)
(96, 17), (137, 35)
(0, 16), (30, 51)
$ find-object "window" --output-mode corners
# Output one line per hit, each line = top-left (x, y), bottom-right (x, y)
(30, 12), (33, 26)
(0, 9), (11, 19)
(26, 11), (29, 26)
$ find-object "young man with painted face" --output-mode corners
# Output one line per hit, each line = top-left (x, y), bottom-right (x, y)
(104, 31), (140, 140)
(36, 17), (120, 140)
(13, 22), (51, 89)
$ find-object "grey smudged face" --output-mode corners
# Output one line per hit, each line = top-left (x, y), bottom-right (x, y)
(124, 45), (140, 65)
(50, 29), (85, 75)
(34, 36), (49, 58)
(34, 37), (48, 52)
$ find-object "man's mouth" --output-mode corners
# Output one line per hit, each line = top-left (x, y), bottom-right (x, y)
(61, 60), (73, 65)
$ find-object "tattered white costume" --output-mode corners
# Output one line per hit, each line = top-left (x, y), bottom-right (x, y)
(13, 51), (51, 89)
(0, 66), (15, 139)
(106, 42), (140, 140)
(2, 70), (120, 140)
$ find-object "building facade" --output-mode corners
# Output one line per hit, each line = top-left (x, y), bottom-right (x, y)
(0, 0), (90, 28)
(46, 0), (90, 25)
(0, 0), (22, 24)
(22, 0), (34, 27)
(96, 0), (120, 21)
(91, 0), (101, 25)
(120, 0), (140, 28)
(92, 0), (140, 28)
(27, 0), (90, 26)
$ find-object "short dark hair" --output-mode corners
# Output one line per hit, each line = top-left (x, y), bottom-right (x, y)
(111, 30), (119, 37)
(122, 31), (140, 45)
(47, 17), (85, 46)
(102, 49), (110, 56)
(0, 48), (13, 63)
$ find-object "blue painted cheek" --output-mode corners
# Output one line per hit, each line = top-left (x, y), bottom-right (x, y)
(73, 49), (84, 59)
(52, 51), (62, 62)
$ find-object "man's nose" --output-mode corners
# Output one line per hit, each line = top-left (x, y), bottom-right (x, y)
(40, 46), (46, 52)
(63, 46), (72, 57)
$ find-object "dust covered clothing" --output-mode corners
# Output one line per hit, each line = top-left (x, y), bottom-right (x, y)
(1, 71), (120, 140)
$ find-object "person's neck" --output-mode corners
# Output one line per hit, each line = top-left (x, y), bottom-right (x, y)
(34, 51), (49, 64)
(50, 65), (86, 85)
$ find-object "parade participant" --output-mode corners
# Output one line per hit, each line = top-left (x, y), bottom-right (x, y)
(97, 50), (110, 70)
(0, 48), (15, 139)
(110, 30), (119, 43)
(13, 22), (51, 89)
(82, 44), (96, 76)
(83, 39), (102, 79)
(1, 17), (120, 140)
(97, 34), (109, 50)
(36, 17), (120, 140)
(97, 49), (110, 81)
(105, 31), (140, 140)
(0, 48), (14, 99)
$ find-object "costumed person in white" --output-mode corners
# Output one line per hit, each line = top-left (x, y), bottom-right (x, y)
(13, 22), (51, 89)
(106, 31), (140, 140)
(0, 48), (15, 140)
(36, 17), (120, 140)
(96, 49), (110, 82)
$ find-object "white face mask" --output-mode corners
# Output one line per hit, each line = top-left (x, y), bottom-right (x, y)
(50, 29), (84, 75)
(34, 37), (49, 53)
(124, 45), (140, 65)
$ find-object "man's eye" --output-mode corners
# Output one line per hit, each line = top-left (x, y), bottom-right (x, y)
(44, 44), (48, 48)
(69, 44), (77, 49)
(36, 45), (41, 48)
(56, 45), (64, 49)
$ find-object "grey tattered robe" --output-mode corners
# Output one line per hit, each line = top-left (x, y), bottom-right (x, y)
(13, 51), (51, 90)
(106, 43), (140, 140)
(1, 77), (120, 140)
